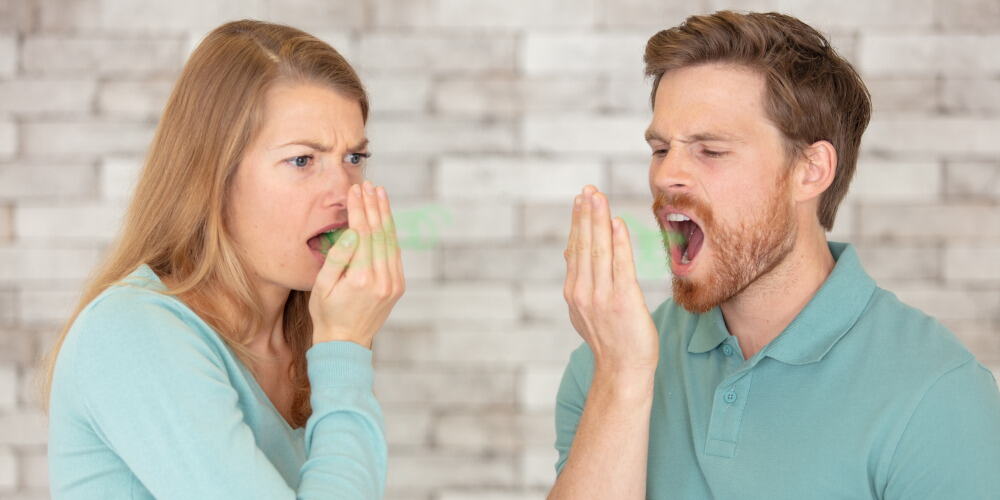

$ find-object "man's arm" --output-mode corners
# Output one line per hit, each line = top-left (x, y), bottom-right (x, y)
(883, 358), (1000, 499)
(549, 186), (660, 500)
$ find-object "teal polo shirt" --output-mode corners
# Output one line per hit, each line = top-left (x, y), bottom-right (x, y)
(554, 241), (1000, 499)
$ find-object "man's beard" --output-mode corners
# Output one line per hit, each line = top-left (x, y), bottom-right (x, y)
(653, 173), (798, 314)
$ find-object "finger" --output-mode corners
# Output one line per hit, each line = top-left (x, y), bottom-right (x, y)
(563, 194), (581, 302)
(611, 217), (639, 288)
(590, 191), (613, 295)
(362, 181), (389, 289)
(376, 185), (403, 295)
(575, 186), (595, 301)
(346, 183), (372, 275)
(313, 228), (360, 297)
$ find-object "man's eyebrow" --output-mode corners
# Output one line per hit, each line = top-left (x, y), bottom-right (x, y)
(272, 137), (369, 152)
(644, 129), (740, 143)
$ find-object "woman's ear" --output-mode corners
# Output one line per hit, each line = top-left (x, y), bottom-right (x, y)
(793, 140), (837, 203)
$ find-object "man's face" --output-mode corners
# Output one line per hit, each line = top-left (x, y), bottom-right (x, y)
(647, 63), (798, 313)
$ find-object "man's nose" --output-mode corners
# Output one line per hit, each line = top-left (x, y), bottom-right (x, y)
(650, 148), (694, 194)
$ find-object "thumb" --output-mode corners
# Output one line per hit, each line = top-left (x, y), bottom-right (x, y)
(313, 228), (359, 297)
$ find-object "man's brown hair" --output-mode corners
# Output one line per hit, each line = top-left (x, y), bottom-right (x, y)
(644, 10), (871, 231)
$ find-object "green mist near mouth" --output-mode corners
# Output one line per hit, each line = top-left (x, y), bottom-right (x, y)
(665, 229), (687, 252)
(318, 228), (348, 256)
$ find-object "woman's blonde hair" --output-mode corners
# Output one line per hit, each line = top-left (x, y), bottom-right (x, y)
(39, 19), (369, 428)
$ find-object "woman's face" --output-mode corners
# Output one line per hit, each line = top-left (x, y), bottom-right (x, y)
(228, 81), (369, 294)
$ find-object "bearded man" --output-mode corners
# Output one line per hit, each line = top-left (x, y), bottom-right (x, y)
(549, 11), (1000, 500)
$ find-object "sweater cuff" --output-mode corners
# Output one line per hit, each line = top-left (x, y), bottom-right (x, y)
(306, 341), (374, 389)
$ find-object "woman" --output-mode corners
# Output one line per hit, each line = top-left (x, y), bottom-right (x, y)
(42, 20), (404, 498)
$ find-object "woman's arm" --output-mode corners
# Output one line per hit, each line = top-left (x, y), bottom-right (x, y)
(59, 289), (385, 499)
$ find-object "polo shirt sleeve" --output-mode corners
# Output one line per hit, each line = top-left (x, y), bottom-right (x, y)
(553, 344), (594, 475)
(883, 358), (1000, 499)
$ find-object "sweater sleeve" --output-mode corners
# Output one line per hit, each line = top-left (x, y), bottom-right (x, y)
(65, 288), (387, 499)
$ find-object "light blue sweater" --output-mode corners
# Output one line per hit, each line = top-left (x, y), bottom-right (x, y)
(47, 264), (386, 499)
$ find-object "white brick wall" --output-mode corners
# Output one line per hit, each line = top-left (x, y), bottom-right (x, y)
(2, 1), (999, 498)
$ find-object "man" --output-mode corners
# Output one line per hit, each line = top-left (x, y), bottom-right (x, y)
(549, 11), (1000, 500)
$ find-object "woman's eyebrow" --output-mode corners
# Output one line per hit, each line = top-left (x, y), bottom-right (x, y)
(272, 139), (332, 152)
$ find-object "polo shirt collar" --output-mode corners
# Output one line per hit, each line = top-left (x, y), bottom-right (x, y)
(687, 241), (877, 365)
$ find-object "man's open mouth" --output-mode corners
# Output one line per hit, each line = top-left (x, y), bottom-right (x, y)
(665, 213), (705, 265)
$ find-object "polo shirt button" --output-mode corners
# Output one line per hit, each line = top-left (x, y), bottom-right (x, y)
(724, 391), (737, 404)
(722, 345), (734, 356)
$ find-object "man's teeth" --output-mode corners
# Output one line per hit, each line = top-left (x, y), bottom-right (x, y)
(680, 247), (691, 265)
(666, 213), (691, 222)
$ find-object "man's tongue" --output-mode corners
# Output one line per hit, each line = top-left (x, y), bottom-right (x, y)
(672, 220), (704, 264)
(686, 223), (704, 260)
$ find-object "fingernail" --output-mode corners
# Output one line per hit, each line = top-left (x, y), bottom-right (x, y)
(591, 193), (601, 207)
(612, 218), (621, 231)
(377, 186), (386, 199)
(340, 229), (358, 247)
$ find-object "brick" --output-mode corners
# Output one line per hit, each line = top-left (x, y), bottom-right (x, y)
(888, 285), (1000, 322)
(944, 246), (1000, 283)
(865, 78), (939, 114)
(0, 329), (34, 364)
(368, 117), (515, 155)
(0, 206), (10, 242)
(22, 37), (184, 77)
(599, 0), (703, 28)
(397, 246), (437, 282)
(387, 452), (515, 493)
(432, 77), (605, 117)
(0, 446), (15, 492)
(849, 160), (941, 202)
(437, 157), (603, 201)
(391, 200), (515, 245)
(432, 413), (553, 452)
(606, 75), (655, 113)
(0, 121), (15, 160)
(375, 0), (596, 28)
(609, 157), (654, 197)
(940, 319), (1000, 363)
(769, 0), (934, 30)
(18, 447), (47, 490)
(262, 0), (364, 31)
(945, 162), (1000, 202)
(854, 242), (941, 282)
(0, 246), (103, 282)
(864, 117), (1000, 156)
(518, 284), (567, 324)
(39, 0), (268, 35)
(0, 1), (33, 32)
(858, 35), (1000, 77)
(309, 31), (356, 65)
(100, 156), (142, 201)
(0, 363), (15, 411)
(14, 202), (126, 243)
(941, 79), (1000, 115)
(383, 408), (432, 448)
(0, 410), (47, 446)
(97, 80), (172, 118)
(933, 0), (1000, 29)
(524, 115), (649, 154)
(374, 367), (517, 408)
(858, 204), (1000, 241)
(376, 325), (579, 366)
(0, 287), (13, 324)
(441, 245), (565, 283)
(17, 366), (40, 408)
(518, 364), (565, 411)
(365, 157), (433, 199)
(521, 447), (556, 488)
(0, 34), (14, 78)
(0, 164), (97, 202)
(22, 121), (156, 159)
(384, 282), (516, 326)
(0, 79), (96, 116)
(362, 75), (432, 114)
(522, 33), (647, 75)
(20, 287), (82, 327)
(359, 33), (517, 73)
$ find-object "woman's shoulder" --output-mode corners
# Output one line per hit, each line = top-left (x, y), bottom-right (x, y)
(62, 265), (228, 373)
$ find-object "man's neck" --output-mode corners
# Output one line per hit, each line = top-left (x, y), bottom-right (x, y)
(719, 227), (835, 360)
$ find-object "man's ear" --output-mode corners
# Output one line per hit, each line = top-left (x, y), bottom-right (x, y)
(793, 140), (837, 203)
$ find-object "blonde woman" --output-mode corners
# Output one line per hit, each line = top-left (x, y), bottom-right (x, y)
(42, 20), (403, 499)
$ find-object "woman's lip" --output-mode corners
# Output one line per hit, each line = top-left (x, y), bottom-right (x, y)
(308, 221), (349, 241)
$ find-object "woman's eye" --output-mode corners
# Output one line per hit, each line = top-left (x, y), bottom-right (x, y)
(287, 155), (313, 168)
(344, 152), (371, 166)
